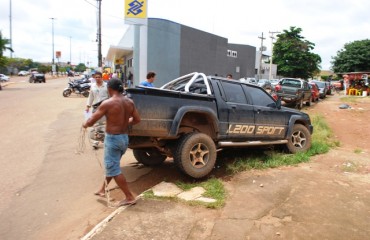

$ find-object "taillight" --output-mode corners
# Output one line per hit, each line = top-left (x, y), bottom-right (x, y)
(275, 85), (281, 91)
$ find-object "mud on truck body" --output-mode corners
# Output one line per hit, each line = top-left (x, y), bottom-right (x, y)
(126, 72), (313, 178)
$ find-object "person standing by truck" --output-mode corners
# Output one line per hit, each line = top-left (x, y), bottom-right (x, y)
(139, 71), (156, 87)
(86, 71), (109, 148)
(83, 78), (141, 206)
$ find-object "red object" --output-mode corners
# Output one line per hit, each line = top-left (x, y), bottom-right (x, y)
(270, 91), (278, 101)
(309, 82), (320, 102)
(275, 84), (282, 92)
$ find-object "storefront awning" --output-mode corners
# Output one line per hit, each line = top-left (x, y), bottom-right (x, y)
(106, 45), (133, 62)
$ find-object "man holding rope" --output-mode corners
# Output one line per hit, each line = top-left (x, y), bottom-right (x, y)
(83, 78), (141, 207)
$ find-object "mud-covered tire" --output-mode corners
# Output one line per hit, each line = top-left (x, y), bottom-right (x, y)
(63, 89), (72, 97)
(174, 133), (217, 178)
(286, 124), (311, 153)
(133, 148), (167, 166)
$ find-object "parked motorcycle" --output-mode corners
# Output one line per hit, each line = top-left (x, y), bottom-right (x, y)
(63, 77), (91, 97)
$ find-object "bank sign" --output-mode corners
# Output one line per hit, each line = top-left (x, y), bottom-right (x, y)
(125, 0), (147, 19)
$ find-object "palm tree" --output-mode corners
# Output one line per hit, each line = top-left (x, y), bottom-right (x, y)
(0, 31), (14, 57)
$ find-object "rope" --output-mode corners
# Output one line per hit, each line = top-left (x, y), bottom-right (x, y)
(75, 127), (87, 154)
(77, 126), (114, 208)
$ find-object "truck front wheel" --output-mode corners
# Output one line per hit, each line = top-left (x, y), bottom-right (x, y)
(286, 124), (311, 153)
(174, 133), (217, 178)
(133, 148), (167, 166)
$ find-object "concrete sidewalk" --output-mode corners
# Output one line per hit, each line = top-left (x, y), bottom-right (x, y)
(84, 149), (370, 240)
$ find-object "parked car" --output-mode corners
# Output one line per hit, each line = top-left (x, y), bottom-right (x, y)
(18, 70), (29, 76)
(29, 72), (46, 83)
(310, 80), (328, 99)
(0, 74), (10, 82)
(331, 80), (344, 91)
(308, 82), (320, 102)
(275, 78), (312, 109)
(257, 79), (272, 90)
(325, 81), (333, 95)
(127, 72), (313, 178)
(270, 79), (280, 88)
(240, 77), (257, 85)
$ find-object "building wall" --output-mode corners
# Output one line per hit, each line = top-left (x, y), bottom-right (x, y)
(179, 25), (228, 76)
(228, 43), (256, 79)
(147, 19), (181, 86)
(146, 18), (256, 85)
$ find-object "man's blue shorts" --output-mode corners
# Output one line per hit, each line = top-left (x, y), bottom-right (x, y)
(104, 133), (129, 177)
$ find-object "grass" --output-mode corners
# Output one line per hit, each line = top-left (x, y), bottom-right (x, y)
(354, 148), (363, 154)
(144, 114), (335, 209)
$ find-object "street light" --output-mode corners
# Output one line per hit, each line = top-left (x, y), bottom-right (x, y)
(50, 17), (56, 65)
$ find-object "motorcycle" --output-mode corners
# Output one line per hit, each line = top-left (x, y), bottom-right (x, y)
(63, 77), (91, 97)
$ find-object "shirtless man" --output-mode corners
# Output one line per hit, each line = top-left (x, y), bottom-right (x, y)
(83, 78), (141, 206)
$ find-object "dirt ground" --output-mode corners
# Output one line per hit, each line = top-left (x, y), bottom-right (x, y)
(91, 92), (370, 240)
(306, 93), (370, 153)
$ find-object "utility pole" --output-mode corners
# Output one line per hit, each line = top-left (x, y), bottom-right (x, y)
(50, 17), (56, 65)
(268, 31), (280, 80)
(97, 0), (102, 68)
(9, 0), (12, 58)
(69, 36), (72, 64)
(258, 32), (265, 80)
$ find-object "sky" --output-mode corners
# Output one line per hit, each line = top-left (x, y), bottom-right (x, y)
(0, 0), (369, 70)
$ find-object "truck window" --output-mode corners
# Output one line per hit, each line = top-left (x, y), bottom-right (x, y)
(244, 85), (275, 107)
(222, 81), (247, 104)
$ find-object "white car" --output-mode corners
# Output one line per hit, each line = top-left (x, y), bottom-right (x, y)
(0, 74), (10, 82)
(18, 70), (29, 76)
(240, 77), (257, 84)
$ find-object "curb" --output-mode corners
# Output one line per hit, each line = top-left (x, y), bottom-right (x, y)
(80, 194), (144, 240)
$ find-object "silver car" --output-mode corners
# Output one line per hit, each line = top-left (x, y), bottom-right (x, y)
(257, 79), (272, 90)
(0, 74), (10, 82)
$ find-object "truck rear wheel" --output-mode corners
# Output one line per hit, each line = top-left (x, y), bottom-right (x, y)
(174, 133), (216, 178)
(133, 148), (167, 166)
(286, 124), (311, 153)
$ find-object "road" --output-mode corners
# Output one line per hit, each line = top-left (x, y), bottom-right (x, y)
(0, 76), (157, 240)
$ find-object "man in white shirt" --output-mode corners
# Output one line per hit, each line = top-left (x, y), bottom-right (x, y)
(86, 72), (109, 148)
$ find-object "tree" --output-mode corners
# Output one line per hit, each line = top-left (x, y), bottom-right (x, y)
(74, 63), (87, 73)
(331, 39), (370, 73)
(0, 31), (14, 68)
(273, 27), (321, 79)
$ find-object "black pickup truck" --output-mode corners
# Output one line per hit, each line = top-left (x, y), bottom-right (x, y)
(29, 71), (46, 83)
(126, 72), (313, 178)
(275, 78), (312, 109)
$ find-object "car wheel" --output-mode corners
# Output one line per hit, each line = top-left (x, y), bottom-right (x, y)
(286, 124), (311, 153)
(174, 132), (217, 178)
(133, 148), (167, 166)
(62, 89), (72, 97)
